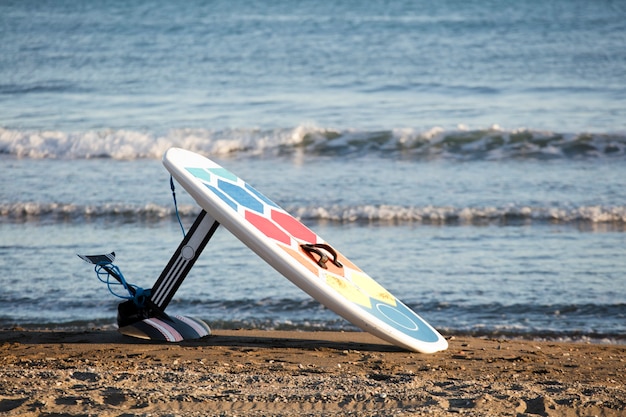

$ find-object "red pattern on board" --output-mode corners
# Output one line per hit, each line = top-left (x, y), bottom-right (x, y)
(245, 210), (292, 246)
(271, 210), (318, 243)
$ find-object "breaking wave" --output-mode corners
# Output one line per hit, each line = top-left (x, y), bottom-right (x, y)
(2, 202), (625, 227)
(1, 125), (625, 160)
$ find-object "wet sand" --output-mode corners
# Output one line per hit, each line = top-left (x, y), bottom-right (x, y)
(1, 329), (624, 416)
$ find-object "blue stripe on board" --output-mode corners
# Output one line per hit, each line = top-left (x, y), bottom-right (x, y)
(205, 184), (238, 211)
(218, 179), (264, 214)
(245, 183), (280, 208)
(186, 168), (212, 183)
(209, 167), (238, 182)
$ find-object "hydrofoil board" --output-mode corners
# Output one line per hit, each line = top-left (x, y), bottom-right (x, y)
(163, 147), (447, 353)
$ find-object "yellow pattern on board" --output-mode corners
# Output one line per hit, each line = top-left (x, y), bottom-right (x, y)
(350, 271), (397, 306)
(324, 272), (372, 308)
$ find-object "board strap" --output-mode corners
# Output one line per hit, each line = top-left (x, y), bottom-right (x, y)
(301, 243), (343, 269)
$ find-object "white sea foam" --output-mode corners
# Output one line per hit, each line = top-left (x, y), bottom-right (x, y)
(290, 204), (626, 226)
(0, 202), (197, 221)
(1, 126), (624, 160)
(3, 202), (625, 226)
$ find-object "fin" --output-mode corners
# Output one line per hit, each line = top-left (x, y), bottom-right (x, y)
(118, 303), (211, 342)
(116, 299), (210, 342)
(77, 252), (116, 265)
(118, 315), (211, 342)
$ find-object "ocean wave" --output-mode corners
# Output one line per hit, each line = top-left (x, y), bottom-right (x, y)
(1, 126), (625, 160)
(3, 298), (624, 343)
(0, 202), (196, 223)
(2, 202), (625, 227)
(291, 204), (626, 226)
(434, 301), (626, 343)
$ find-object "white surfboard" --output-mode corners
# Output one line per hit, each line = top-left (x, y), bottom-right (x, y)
(163, 147), (447, 353)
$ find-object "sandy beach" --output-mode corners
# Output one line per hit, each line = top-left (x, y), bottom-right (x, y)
(0, 330), (624, 416)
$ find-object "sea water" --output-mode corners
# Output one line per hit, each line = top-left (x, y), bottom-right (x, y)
(1, 0), (625, 343)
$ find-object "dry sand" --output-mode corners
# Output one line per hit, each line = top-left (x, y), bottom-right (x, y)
(0, 329), (624, 416)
